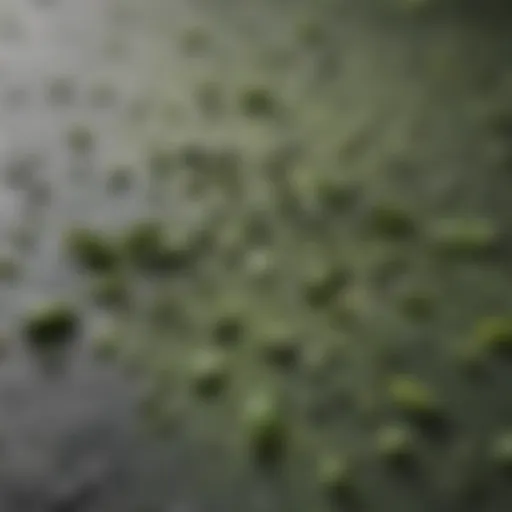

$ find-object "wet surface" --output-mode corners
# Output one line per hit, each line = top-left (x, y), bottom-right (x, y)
(0, 0), (510, 511)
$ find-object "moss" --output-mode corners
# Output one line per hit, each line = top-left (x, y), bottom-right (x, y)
(376, 424), (416, 464)
(240, 85), (277, 117)
(66, 124), (94, 152)
(317, 454), (354, 499)
(473, 316), (512, 356)
(65, 227), (119, 272)
(24, 302), (78, 347)
(388, 375), (440, 420)
(429, 218), (499, 258)
(242, 392), (286, 463)
(189, 349), (228, 397)
(367, 202), (417, 238)
(490, 432), (512, 472)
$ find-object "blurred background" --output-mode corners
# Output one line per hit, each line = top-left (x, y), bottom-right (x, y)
(0, 0), (510, 511)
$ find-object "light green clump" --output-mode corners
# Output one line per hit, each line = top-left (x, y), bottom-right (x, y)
(490, 431), (512, 471)
(472, 316), (512, 356)
(317, 454), (354, 499)
(24, 301), (77, 347)
(66, 227), (119, 272)
(429, 218), (499, 257)
(189, 349), (228, 397)
(242, 392), (286, 463)
(388, 375), (440, 419)
(376, 424), (416, 463)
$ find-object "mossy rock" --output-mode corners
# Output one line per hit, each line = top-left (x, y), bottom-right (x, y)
(65, 227), (120, 272)
(189, 349), (228, 397)
(242, 392), (286, 463)
(388, 375), (441, 421)
(472, 316), (512, 357)
(24, 302), (78, 347)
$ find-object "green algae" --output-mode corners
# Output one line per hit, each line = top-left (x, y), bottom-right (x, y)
(24, 302), (78, 347)
(376, 424), (416, 464)
(388, 375), (441, 420)
(189, 349), (228, 397)
(66, 227), (120, 272)
(473, 316), (512, 356)
(316, 454), (354, 500)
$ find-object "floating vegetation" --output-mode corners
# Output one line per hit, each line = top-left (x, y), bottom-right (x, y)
(316, 454), (354, 500)
(473, 316), (512, 357)
(376, 424), (416, 465)
(24, 302), (78, 347)
(388, 375), (441, 420)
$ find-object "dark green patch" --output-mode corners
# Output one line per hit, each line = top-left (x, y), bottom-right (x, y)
(24, 302), (78, 347)
(473, 316), (512, 357)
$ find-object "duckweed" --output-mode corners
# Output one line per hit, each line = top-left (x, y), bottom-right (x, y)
(24, 302), (78, 347)
(473, 316), (512, 356)
(65, 227), (119, 272)
(388, 375), (441, 420)
(242, 392), (286, 463)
